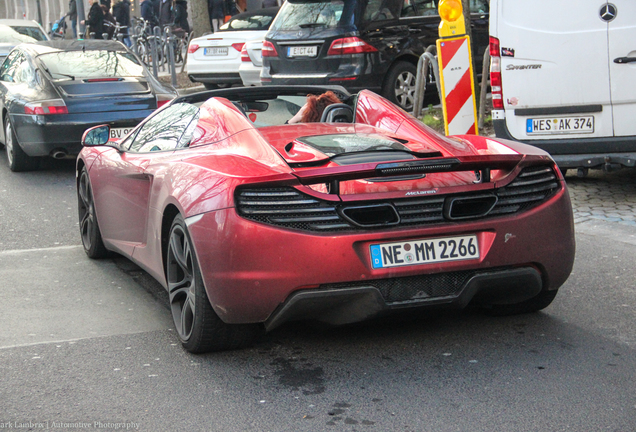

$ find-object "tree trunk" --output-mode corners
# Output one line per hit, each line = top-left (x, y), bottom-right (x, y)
(188, 0), (211, 38)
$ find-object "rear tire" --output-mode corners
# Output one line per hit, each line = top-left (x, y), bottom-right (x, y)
(383, 61), (418, 111)
(484, 289), (559, 316)
(203, 83), (219, 90)
(4, 116), (38, 172)
(166, 215), (260, 353)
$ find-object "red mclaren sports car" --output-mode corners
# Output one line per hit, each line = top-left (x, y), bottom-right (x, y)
(77, 85), (575, 353)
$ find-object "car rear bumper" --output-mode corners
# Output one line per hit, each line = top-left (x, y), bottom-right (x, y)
(187, 185), (575, 325)
(494, 119), (636, 169)
(10, 111), (153, 157)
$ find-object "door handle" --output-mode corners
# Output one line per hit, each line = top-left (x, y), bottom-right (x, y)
(614, 57), (636, 64)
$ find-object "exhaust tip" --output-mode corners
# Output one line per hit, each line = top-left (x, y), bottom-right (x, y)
(51, 150), (68, 159)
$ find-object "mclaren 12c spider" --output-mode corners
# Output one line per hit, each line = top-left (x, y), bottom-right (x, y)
(77, 85), (575, 353)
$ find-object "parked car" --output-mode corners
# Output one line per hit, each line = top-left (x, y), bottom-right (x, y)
(261, 0), (489, 111)
(489, 0), (636, 174)
(0, 40), (176, 172)
(239, 39), (264, 86)
(0, 19), (49, 42)
(0, 23), (48, 64)
(78, 85), (575, 353)
(186, 7), (279, 89)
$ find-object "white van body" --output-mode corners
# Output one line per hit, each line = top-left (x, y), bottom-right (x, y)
(490, 0), (636, 171)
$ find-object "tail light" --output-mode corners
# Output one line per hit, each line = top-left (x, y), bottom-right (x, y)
(156, 95), (173, 109)
(232, 43), (245, 52)
(489, 36), (503, 110)
(262, 41), (278, 57)
(240, 45), (251, 62)
(187, 43), (199, 54)
(327, 37), (378, 56)
(24, 99), (68, 115)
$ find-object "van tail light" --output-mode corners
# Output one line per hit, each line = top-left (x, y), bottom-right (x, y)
(240, 45), (251, 62)
(156, 95), (173, 109)
(489, 36), (504, 110)
(327, 37), (378, 56)
(232, 43), (245, 52)
(262, 41), (278, 57)
(24, 99), (68, 115)
(187, 43), (199, 54)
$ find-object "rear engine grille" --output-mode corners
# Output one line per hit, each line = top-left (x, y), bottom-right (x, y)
(321, 270), (477, 304)
(235, 166), (560, 232)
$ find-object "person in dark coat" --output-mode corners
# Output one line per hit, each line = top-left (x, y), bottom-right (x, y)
(82, 0), (104, 39)
(159, 0), (174, 27)
(141, 0), (158, 27)
(101, 4), (117, 39)
(67, 0), (77, 37)
(208, 0), (225, 32)
(173, 0), (190, 33)
(112, 0), (131, 45)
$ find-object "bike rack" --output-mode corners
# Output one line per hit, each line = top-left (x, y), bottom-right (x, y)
(413, 45), (440, 119)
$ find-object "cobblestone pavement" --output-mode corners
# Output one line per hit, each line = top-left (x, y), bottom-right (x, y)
(564, 168), (636, 226)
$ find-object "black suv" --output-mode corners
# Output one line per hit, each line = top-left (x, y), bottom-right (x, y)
(261, 0), (489, 111)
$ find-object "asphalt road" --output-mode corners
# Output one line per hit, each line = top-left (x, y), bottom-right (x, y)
(1, 154), (635, 431)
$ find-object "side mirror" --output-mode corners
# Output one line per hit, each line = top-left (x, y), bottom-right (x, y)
(82, 125), (110, 146)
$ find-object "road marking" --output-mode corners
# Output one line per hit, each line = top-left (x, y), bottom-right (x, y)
(0, 244), (82, 256)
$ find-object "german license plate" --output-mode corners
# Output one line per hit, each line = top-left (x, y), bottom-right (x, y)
(288, 46), (318, 58)
(204, 47), (228, 56)
(370, 235), (479, 269)
(526, 116), (594, 135)
(109, 127), (134, 140)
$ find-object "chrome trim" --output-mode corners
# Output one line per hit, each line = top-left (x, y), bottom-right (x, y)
(276, 40), (325, 45)
(273, 73), (329, 79)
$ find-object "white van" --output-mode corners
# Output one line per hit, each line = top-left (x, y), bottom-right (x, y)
(489, 1), (636, 174)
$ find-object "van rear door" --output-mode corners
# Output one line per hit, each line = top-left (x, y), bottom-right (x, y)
(493, 0), (613, 141)
(608, 2), (636, 137)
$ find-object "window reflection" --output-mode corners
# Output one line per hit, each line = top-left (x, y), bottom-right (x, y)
(38, 51), (144, 78)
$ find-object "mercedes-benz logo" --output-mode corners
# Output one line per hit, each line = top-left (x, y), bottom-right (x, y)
(600, 3), (617, 22)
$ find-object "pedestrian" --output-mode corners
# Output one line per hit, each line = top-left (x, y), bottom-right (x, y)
(112, 0), (132, 46)
(100, 0), (112, 11)
(173, 0), (190, 33)
(81, 0), (104, 39)
(67, 0), (77, 38)
(140, 0), (158, 28)
(208, 0), (225, 32)
(101, 4), (117, 39)
(159, 0), (174, 27)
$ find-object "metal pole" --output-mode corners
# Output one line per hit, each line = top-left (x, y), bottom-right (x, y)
(76, 0), (86, 38)
(166, 28), (177, 88)
(35, 0), (43, 25)
(151, 26), (160, 78)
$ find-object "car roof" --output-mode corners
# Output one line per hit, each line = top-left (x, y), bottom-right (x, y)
(18, 40), (129, 56)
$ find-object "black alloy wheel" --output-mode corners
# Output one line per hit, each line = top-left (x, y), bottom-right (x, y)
(166, 214), (260, 353)
(77, 167), (108, 259)
(383, 61), (418, 111)
(4, 116), (38, 172)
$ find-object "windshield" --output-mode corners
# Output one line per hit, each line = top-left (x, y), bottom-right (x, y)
(38, 50), (145, 78)
(0, 25), (38, 44)
(219, 12), (276, 31)
(297, 134), (409, 156)
(10, 25), (47, 41)
(269, 0), (357, 31)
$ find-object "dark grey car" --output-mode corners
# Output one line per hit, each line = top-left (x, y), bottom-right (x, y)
(0, 40), (176, 172)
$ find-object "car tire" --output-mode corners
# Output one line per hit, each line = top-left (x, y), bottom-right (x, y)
(166, 214), (260, 353)
(203, 83), (219, 90)
(483, 289), (559, 316)
(4, 116), (38, 172)
(383, 61), (418, 111)
(77, 167), (109, 259)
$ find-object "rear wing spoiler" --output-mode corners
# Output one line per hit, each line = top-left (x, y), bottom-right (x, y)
(290, 154), (547, 194)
